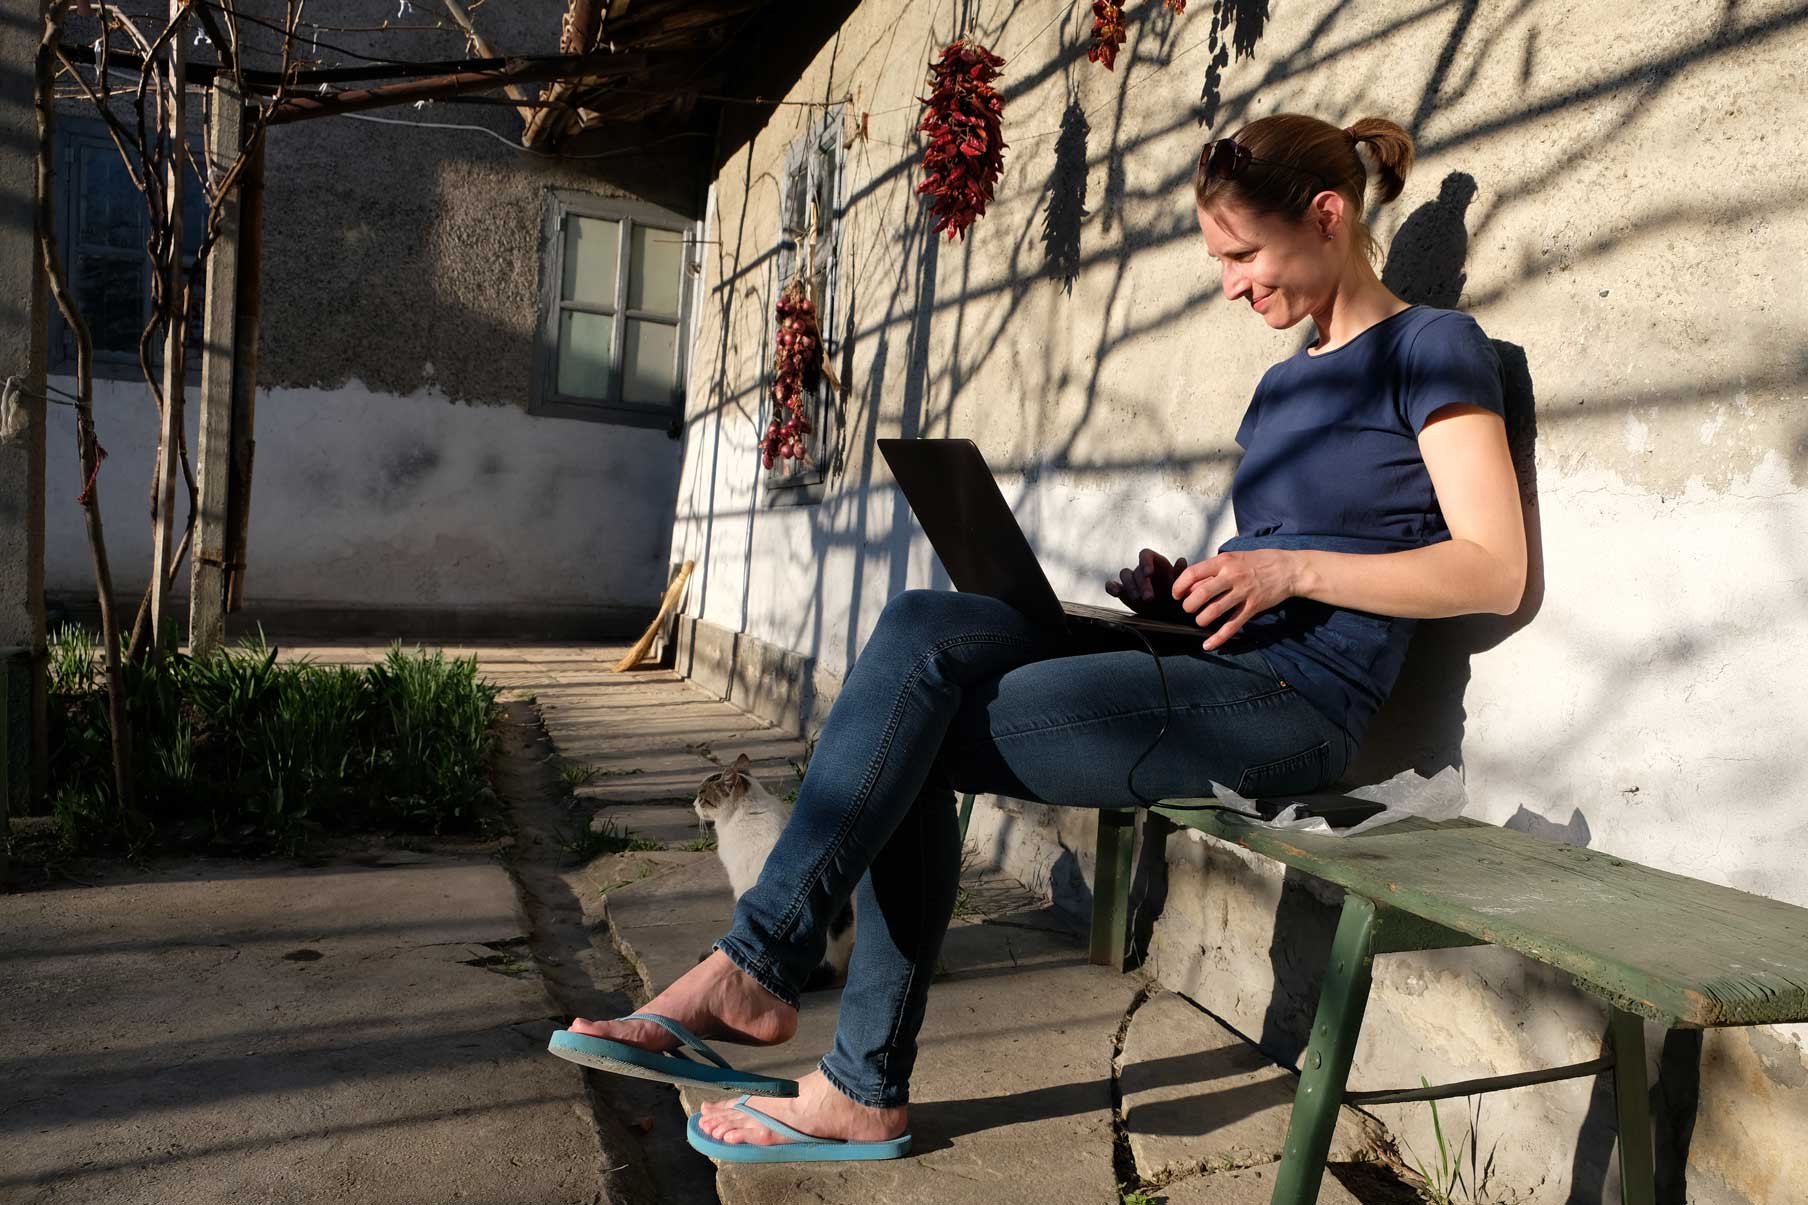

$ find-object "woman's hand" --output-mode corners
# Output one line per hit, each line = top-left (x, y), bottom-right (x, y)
(1171, 549), (1301, 651)
(1105, 548), (1191, 624)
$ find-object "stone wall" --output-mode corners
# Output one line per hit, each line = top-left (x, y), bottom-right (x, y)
(666, 1), (1808, 1199)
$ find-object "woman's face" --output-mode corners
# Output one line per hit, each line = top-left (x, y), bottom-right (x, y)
(1196, 198), (1343, 330)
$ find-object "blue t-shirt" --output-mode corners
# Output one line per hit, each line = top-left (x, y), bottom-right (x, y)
(1220, 305), (1506, 748)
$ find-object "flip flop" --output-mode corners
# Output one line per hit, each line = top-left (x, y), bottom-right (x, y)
(686, 1094), (912, 1163)
(546, 1013), (799, 1097)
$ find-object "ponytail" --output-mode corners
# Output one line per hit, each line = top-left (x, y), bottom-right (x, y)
(1194, 113), (1417, 262)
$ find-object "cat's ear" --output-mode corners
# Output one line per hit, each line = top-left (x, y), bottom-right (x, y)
(732, 754), (753, 774)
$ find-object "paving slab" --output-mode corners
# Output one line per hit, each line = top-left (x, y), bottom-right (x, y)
(0, 855), (606, 1205)
(1120, 990), (1378, 1183)
(588, 802), (714, 849)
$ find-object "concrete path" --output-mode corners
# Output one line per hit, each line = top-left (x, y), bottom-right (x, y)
(0, 850), (609, 1204)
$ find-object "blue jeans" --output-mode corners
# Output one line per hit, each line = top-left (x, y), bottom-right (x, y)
(714, 589), (1351, 1107)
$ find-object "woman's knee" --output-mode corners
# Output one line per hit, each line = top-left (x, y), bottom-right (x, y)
(878, 588), (1018, 635)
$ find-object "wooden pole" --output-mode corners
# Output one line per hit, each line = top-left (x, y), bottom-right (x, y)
(438, 0), (537, 129)
(188, 83), (242, 658)
(224, 137), (263, 614)
(3, 0), (51, 868)
(148, 0), (186, 651)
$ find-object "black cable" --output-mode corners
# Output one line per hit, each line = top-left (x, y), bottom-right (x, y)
(1093, 616), (1265, 818)
(196, 1), (457, 69)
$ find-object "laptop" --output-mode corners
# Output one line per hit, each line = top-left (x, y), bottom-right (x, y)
(877, 437), (1205, 641)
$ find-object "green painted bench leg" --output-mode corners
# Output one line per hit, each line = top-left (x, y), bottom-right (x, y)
(1610, 1008), (1657, 1205)
(1272, 894), (1379, 1205)
(957, 791), (976, 842)
(1089, 808), (1137, 969)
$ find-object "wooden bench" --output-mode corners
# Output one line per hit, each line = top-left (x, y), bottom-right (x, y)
(962, 794), (1808, 1205)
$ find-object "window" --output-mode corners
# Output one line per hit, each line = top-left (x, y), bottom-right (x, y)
(533, 191), (695, 428)
(50, 116), (207, 378)
(764, 108), (845, 505)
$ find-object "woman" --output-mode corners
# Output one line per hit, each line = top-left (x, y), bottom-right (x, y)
(550, 113), (1527, 1162)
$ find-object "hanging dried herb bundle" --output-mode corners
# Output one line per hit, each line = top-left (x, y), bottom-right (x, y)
(761, 281), (822, 469)
(1088, 1), (1127, 69)
(917, 39), (1007, 240)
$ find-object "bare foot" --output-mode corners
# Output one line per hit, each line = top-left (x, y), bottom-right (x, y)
(697, 1070), (907, 1146)
(568, 950), (797, 1052)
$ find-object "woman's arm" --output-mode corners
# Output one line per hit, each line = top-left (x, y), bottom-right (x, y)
(1173, 405), (1527, 650)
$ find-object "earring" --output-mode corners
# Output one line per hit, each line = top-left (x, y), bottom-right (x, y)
(1324, 229), (1335, 240)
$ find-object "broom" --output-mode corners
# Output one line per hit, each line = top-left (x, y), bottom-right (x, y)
(613, 560), (695, 673)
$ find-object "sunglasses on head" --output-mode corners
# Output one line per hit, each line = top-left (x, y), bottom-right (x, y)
(1199, 139), (1330, 191)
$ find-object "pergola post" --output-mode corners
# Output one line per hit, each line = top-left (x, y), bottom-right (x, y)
(1, 0), (52, 883)
(189, 85), (245, 659)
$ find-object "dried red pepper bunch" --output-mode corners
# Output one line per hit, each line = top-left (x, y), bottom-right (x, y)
(917, 39), (1007, 241)
(1088, 1), (1127, 70)
(761, 281), (822, 469)
(1165, 0), (1187, 12)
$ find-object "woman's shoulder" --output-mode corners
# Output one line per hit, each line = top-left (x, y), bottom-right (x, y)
(1394, 305), (1493, 350)
(1394, 307), (1507, 422)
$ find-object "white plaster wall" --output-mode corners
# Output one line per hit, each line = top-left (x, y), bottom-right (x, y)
(668, 1), (1808, 1198)
(45, 375), (680, 623)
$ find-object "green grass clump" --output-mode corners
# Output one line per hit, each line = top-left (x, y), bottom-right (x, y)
(555, 817), (663, 863)
(45, 629), (500, 855)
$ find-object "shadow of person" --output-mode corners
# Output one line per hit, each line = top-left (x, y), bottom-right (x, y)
(1381, 172), (1479, 310)
(1342, 337), (1544, 786)
(1336, 179), (1542, 786)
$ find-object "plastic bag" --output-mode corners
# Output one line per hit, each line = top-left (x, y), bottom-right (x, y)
(1205, 765), (1469, 838)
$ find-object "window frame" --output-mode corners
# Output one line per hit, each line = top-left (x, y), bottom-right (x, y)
(764, 106), (845, 507)
(50, 113), (207, 381)
(531, 189), (697, 429)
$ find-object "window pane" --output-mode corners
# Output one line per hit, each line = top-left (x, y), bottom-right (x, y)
(78, 147), (143, 251)
(783, 164), (809, 236)
(623, 319), (677, 403)
(813, 149), (836, 246)
(75, 253), (144, 356)
(628, 225), (683, 317)
(181, 160), (208, 252)
(557, 310), (614, 399)
(561, 216), (619, 307)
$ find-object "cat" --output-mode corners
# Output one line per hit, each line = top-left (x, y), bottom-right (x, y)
(692, 754), (854, 991)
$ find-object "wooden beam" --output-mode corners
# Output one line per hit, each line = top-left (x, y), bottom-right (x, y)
(188, 82), (241, 658)
(61, 41), (661, 91)
(148, 0), (186, 650)
(265, 49), (653, 124)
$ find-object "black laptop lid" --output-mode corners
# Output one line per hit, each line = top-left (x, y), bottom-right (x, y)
(877, 438), (1067, 628)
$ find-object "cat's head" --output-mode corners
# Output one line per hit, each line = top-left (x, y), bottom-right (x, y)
(693, 754), (761, 829)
